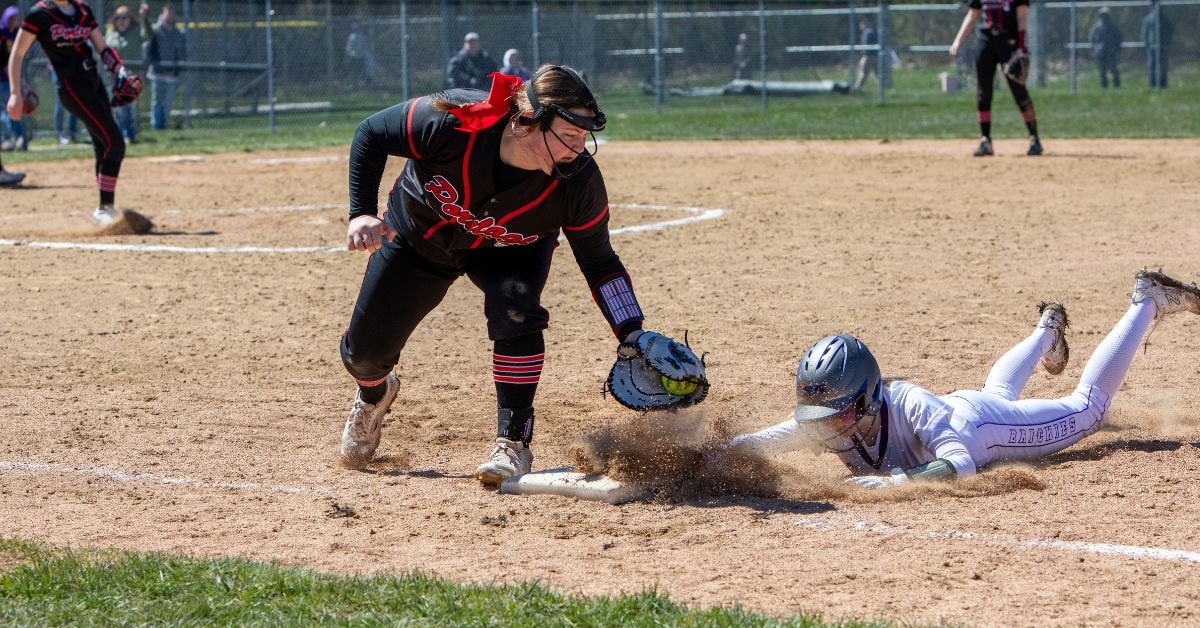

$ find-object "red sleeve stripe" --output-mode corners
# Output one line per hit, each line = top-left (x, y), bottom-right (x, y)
(405, 96), (424, 159)
(563, 204), (609, 232)
(21, 21), (39, 33)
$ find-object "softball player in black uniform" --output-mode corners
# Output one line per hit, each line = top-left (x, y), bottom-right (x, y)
(6, 0), (141, 224)
(950, 0), (1043, 156)
(341, 66), (686, 486)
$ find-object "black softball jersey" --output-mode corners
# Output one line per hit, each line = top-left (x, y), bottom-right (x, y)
(348, 89), (645, 337)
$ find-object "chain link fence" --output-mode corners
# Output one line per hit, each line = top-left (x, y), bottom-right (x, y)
(5, 0), (1198, 141)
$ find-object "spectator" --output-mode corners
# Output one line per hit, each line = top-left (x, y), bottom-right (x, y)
(854, 19), (879, 91)
(1, 4), (24, 151)
(733, 32), (751, 80)
(145, 3), (186, 130)
(500, 48), (530, 81)
(445, 32), (497, 90)
(345, 21), (381, 87)
(1089, 8), (1122, 89)
(105, 4), (148, 142)
(49, 67), (79, 145)
(1142, 0), (1173, 88)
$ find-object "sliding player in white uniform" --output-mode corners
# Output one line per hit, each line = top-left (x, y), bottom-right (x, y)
(727, 269), (1200, 488)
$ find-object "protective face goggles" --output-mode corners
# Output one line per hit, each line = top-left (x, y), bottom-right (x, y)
(792, 395), (873, 454)
(516, 65), (606, 179)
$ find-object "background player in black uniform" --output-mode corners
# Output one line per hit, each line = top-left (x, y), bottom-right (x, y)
(341, 66), (695, 487)
(950, 0), (1043, 157)
(6, 0), (142, 225)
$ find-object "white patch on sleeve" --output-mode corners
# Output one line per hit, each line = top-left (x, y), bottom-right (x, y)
(598, 276), (642, 326)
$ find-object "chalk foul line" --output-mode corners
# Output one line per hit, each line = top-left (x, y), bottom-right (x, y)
(0, 203), (726, 255)
(5, 456), (1198, 567)
(0, 460), (338, 497)
(794, 515), (1200, 565)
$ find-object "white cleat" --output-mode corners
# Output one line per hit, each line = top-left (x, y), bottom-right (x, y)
(1036, 301), (1070, 375)
(340, 372), (400, 461)
(91, 205), (121, 226)
(1132, 269), (1200, 320)
(474, 437), (533, 488)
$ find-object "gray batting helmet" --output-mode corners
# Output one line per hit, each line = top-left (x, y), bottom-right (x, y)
(793, 334), (883, 424)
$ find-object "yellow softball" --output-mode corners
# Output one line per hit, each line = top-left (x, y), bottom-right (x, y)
(661, 376), (699, 397)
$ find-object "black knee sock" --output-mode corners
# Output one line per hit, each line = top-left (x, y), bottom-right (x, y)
(980, 121), (991, 139)
(497, 406), (535, 445)
(492, 333), (544, 413)
(492, 333), (544, 444)
(1025, 119), (1038, 138)
(358, 380), (388, 405)
(100, 190), (115, 206)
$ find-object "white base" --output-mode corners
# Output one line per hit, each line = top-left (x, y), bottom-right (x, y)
(499, 468), (644, 504)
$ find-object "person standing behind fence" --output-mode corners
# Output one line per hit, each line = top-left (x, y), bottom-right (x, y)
(344, 21), (381, 87)
(733, 32), (751, 80)
(853, 19), (879, 91)
(144, 2), (184, 130)
(1089, 8), (1122, 88)
(105, 4), (146, 141)
(950, 0), (1043, 157)
(500, 48), (530, 81)
(1142, 0), (1173, 88)
(446, 32), (497, 90)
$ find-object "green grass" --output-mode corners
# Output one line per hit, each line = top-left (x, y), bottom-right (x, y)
(0, 539), (881, 626)
(4, 65), (1196, 165)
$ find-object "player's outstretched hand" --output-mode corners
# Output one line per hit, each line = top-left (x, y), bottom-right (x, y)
(845, 470), (910, 490)
(347, 214), (397, 252)
(845, 475), (894, 489)
(948, 42), (959, 58)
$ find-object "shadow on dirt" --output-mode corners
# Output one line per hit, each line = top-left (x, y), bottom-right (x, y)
(681, 495), (836, 515)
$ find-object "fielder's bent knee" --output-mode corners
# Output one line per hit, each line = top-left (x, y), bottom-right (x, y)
(339, 334), (395, 383)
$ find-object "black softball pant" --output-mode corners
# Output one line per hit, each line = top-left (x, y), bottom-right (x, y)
(57, 69), (124, 191)
(975, 38), (1034, 115)
(339, 232), (556, 385)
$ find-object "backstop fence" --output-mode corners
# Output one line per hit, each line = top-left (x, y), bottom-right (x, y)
(8, 0), (1199, 132)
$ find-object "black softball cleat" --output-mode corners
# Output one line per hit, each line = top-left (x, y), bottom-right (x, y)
(1027, 136), (1043, 156)
(973, 137), (994, 157)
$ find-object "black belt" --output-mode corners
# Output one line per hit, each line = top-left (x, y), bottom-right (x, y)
(81, 58), (96, 72)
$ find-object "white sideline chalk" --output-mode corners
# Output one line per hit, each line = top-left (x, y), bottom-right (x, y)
(499, 469), (644, 504)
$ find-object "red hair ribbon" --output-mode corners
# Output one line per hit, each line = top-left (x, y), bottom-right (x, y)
(449, 72), (523, 132)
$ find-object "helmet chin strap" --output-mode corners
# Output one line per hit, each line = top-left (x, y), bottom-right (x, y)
(541, 126), (599, 180)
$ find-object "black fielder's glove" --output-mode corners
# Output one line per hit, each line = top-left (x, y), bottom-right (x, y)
(606, 330), (709, 411)
(1004, 49), (1030, 85)
(111, 67), (143, 107)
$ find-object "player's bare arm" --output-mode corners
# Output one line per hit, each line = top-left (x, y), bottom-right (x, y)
(4, 30), (35, 120)
(950, 8), (980, 57)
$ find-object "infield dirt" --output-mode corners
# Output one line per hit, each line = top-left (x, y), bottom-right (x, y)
(2, 139), (1200, 626)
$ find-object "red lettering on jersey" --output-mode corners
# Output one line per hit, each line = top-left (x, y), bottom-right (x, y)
(423, 175), (459, 204)
(422, 176), (540, 247)
(49, 24), (91, 43)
